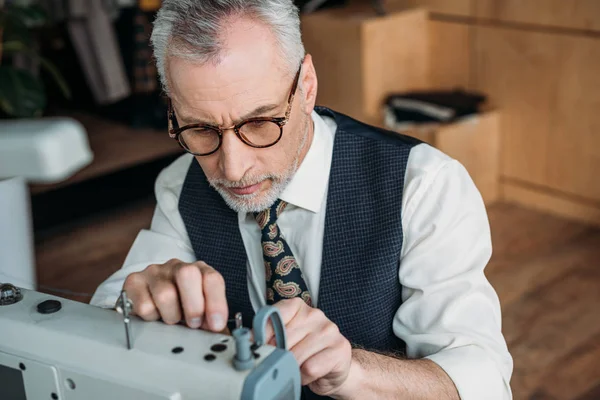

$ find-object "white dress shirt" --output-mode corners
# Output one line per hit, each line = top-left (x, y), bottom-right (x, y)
(91, 111), (513, 400)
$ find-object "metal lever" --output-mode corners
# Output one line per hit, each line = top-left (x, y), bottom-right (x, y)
(115, 290), (134, 350)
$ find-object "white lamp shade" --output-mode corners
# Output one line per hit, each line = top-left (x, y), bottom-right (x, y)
(0, 117), (93, 183)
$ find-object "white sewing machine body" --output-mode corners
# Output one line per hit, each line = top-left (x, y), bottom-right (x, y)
(0, 285), (301, 400)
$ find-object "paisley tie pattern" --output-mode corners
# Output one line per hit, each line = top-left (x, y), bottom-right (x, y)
(254, 199), (312, 306)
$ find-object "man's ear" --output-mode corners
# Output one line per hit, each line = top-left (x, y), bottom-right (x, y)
(300, 54), (318, 114)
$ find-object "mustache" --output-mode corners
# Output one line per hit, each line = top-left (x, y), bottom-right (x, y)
(209, 174), (281, 188)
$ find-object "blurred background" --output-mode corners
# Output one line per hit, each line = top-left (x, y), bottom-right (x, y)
(0, 1), (599, 399)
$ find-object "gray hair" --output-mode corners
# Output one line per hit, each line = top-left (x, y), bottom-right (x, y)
(150, 0), (306, 94)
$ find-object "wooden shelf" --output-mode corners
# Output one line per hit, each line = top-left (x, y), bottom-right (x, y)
(30, 112), (184, 194)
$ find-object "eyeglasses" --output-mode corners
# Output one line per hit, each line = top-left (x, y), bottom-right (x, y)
(167, 63), (302, 156)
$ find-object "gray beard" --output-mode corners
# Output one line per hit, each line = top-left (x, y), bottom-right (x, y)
(208, 119), (310, 214)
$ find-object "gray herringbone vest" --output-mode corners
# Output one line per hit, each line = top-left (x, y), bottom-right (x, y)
(178, 107), (420, 399)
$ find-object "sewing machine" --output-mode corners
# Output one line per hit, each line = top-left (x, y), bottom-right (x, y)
(0, 283), (301, 400)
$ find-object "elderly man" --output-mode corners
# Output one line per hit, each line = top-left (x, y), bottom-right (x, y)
(91, 0), (513, 399)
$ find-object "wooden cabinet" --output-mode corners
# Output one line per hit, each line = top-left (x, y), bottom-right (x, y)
(379, 0), (600, 224)
(302, 6), (501, 205)
(301, 1), (600, 223)
(473, 26), (600, 203)
(429, 20), (472, 89)
(475, 0), (600, 32)
(301, 7), (430, 122)
(401, 111), (501, 205)
(385, 0), (473, 17)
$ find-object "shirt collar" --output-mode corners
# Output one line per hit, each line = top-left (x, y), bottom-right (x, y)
(278, 110), (335, 213)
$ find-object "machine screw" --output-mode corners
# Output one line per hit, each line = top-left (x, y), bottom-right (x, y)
(0, 283), (23, 306)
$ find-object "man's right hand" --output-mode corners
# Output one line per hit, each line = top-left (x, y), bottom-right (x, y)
(122, 259), (228, 332)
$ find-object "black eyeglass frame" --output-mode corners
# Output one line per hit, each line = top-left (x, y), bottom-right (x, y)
(167, 62), (302, 156)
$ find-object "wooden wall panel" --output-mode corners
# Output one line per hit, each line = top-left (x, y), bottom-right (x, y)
(302, 8), (430, 121)
(429, 20), (471, 89)
(385, 0), (473, 17)
(473, 26), (600, 202)
(475, 0), (600, 32)
(301, 11), (365, 119)
(361, 9), (430, 120)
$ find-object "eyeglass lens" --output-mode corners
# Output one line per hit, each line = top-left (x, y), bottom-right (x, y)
(179, 120), (282, 154)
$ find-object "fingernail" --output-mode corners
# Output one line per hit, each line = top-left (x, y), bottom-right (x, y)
(189, 317), (202, 329)
(211, 314), (224, 330)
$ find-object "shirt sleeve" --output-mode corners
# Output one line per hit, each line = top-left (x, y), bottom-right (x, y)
(89, 154), (197, 308)
(394, 143), (513, 400)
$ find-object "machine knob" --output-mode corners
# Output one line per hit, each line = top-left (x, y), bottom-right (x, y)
(232, 327), (254, 371)
(0, 283), (23, 306)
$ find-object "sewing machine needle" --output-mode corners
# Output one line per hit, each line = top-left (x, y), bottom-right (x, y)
(235, 312), (242, 329)
(124, 316), (132, 350)
(118, 290), (133, 350)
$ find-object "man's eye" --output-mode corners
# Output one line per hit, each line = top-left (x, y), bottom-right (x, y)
(247, 120), (268, 128)
(189, 128), (215, 136)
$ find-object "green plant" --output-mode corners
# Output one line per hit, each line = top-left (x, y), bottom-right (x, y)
(0, 1), (70, 118)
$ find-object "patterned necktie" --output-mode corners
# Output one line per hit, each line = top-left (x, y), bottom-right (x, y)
(254, 199), (312, 307)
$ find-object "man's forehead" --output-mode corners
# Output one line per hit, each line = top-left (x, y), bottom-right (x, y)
(170, 55), (278, 93)
(167, 58), (290, 126)
(166, 17), (291, 123)
(167, 16), (284, 86)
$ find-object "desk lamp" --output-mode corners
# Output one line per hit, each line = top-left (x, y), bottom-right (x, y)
(0, 117), (93, 289)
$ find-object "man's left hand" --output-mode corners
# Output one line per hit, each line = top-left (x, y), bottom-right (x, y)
(263, 297), (355, 397)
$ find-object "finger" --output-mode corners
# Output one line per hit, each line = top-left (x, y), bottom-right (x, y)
(267, 311), (315, 349)
(302, 346), (348, 388)
(148, 279), (182, 325)
(289, 323), (339, 366)
(263, 297), (305, 344)
(123, 272), (159, 321)
(174, 263), (205, 328)
(199, 262), (228, 332)
(161, 258), (185, 278)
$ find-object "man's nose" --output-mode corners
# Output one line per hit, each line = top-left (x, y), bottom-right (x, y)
(218, 129), (252, 182)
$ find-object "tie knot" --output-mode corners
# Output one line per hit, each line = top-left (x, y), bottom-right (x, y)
(254, 199), (287, 231)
